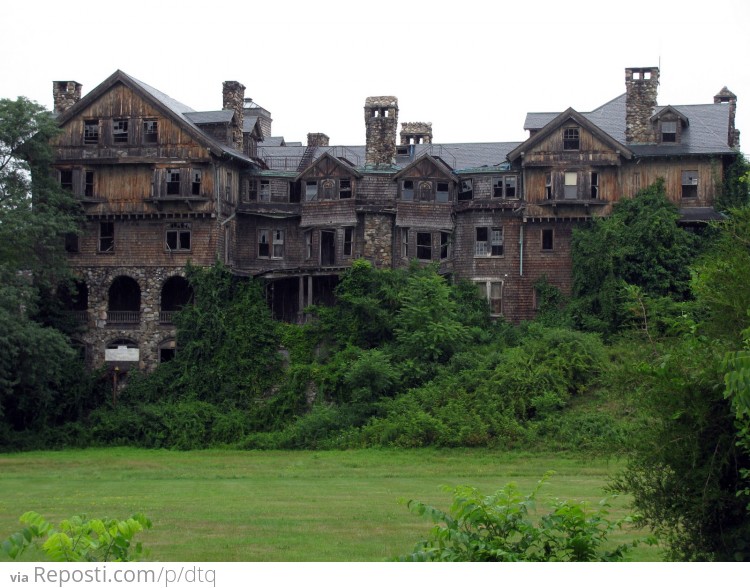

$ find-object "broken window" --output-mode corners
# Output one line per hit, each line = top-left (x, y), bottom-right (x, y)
(99, 222), (114, 253)
(343, 227), (353, 256)
(143, 119), (158, 143)
(563, 127), (580, 150)
(401, 228), (409, 258)
(339, 178), (352, 199)
(564, 172), (578, 199)
(590, 172), (599, 199)
(436, 182), (450, 203)
(272, 229), (284, 259)
(84, 170), (94, 197)
(491, 228), (504, 256)
(304, 230), (313, 260)
(258, 229), (270, 258)
(542, 228), (554, 251)
(440, 231), (450, 259)
(83, 120), (99, 144)
(192, 169), (202, 196)
(661, 121), (677, 143)
(166, 168), (181, 195)
(305, 180), (318, 201)
(682, 170), (699, 198)
(60, 170), (73, 191)
(475, 227), (489, 256)
(476, 280), (503, 316)
(166, 222), (191, 251)
(402, 180), (414, 201)
(259, 180), (271, 202)
(504, 176), (517, 198)
(113, 119), (129, 144)
(476, 227), (503, 256)
(416, 232), (432, 260)
(459, 179), (474, 201)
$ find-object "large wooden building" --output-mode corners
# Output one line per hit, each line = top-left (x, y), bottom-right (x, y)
(50, 67), (740, 371)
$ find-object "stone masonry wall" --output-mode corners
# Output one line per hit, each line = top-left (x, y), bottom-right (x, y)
(625, 67), (659, 143)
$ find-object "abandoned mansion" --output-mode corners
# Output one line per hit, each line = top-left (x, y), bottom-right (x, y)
(49, 66), (741, 371)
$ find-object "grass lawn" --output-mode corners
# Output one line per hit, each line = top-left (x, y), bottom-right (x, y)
(0, 447), (660, 561)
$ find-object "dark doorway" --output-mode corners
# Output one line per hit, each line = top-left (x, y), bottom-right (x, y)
(160, 276), (193, 323)
(321, 230), (336, 266)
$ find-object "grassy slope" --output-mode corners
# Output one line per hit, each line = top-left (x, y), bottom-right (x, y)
(0, 448), (660, 561)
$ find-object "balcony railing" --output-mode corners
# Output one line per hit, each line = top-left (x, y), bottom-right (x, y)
(106, 311), (141, 324)
(159, 311), (176, 324)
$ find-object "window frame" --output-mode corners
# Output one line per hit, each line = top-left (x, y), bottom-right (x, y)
(166, 168), (181, 196)
(563, 127), (580, 151)
(272, 229), (284, 259)
(83, 120), (99, 145)
(681, 170), (699, 199)
(416, 232), (432, 260)
(165, 222), (192, 252)
(541, 228), (554, 251)
(661, 120), (677, 143)
(343, 227), (353, 257)
(258, 229), (271, 258)
(142, 119), (158, 144)
(475, 279), (503, 317)
(401, 228), (409, 259)
(99, 221), (115, 253)
(112, 119), (129, 144)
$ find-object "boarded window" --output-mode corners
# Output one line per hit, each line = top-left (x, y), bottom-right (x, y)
(418, 181), (433, 202)
(304, 230), (313, 260)
(563, 128), (580, 150)
(401, 228), (409, 258)
(564, 172), (578, 199)
(166, 222), (191, 251)
(402, 180), (414, 201)
(436, 182), (450, 203)
(322, 179), (335, 200)
(417, 232), (432, 260)
(682, 170), (699, 198)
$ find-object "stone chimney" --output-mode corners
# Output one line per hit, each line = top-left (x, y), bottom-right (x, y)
(400, 122), (433, 145)
(364, 96), (398, 166)
(53, 81), (82, 114)
(714, 87), (740, 149)
(625, 67), (660, 143)
(223, 81), (246, 150)
(307, 133), (330, 147)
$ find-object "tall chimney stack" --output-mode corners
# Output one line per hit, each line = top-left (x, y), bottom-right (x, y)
(400, 122), (433, 145)
(714, 87), (739, 149)
(223, 81), (246, 150)
(625, 67), (660, 143)
(364, 96), (398, 166)
(53, 81), (82, 114)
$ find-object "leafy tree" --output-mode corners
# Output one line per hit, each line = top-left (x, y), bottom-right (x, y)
(570, 179), (699, 334)
(716, 152), (750, 211)
(0, 97), (86, 431)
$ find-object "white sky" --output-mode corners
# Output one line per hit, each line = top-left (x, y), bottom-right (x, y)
(3, 0), (749, 151)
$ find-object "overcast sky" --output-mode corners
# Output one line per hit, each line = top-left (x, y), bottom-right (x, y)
(3, 0), (748, 151)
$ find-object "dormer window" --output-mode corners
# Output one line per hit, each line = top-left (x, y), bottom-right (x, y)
(661, 121), (677, 143)
(563, 127), (580, 150)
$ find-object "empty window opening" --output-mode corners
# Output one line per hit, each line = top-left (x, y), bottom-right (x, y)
(60, 170), (73, 191)
(343, 227), (353, 256)
(440, 232), (450, 259)
(166, 169), (181, 195)
(542, 228), (554, 251)
(661, 121), (677, 143)
(417, 232), (432, 260)
(590, 172), (599, 199)
(563, 127), (580, 150)
(339, 178), (352, 199)
(436, 182), (450, 203)
(84, 170), (94, 197)
(83, 120), (99, 144)
(159, 341), (176, 363)
(545, 173), (553, 199)
(321, 230), (336, 266)
(65, 232), (80, 253)
(258, 229), (270, 258)
(504, 176), (517, 198)
(564, 172), (578, 199)
(143, 119), (158, 143)
(192, 170), (202, 196)
(160, 276), (193, 323)
(682, 170), (699, 198)
(99, 222), (114, 252)
(113, 119), (129, 144)
(166, 222), (191, 251)
(289, 181), (302, 203)
(107, 276), (140, 323)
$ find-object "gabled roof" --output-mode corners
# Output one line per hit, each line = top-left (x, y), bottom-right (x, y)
(185, 110), (234, 124)
(393, 153), (460, 182)
(509, 107), (633, 162)
(651, 105), (689, 126)
(54, 70), (258, 166)
(295, 151), (363, 181)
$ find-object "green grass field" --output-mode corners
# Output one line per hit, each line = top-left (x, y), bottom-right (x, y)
(0, 448), (660, 561)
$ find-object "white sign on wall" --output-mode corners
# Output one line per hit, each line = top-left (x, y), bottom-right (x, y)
(105, 346), (140, 362)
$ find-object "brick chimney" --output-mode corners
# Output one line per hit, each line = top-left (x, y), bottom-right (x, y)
(53, 81), (82, 114)
(625, 67), (659, 143)
(223, 81), (246, 150)
(364, 96), (398, 166)
(714, 87), (739, 149)
(400, 122), (432, 145)
(307, 133), (330, 147)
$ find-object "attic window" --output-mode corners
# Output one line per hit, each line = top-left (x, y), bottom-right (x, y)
(83, 120), (99, 144)
(339, 178), (352, 199)
(113, 119), (129, 144)
(563, 128), (580, 151)
(661, 121), (677, 143)
(143, 119), (158, 144)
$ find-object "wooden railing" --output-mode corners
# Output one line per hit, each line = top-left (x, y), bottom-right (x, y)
(159, 311), (176, 324)
(106, 311), (141, 324)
